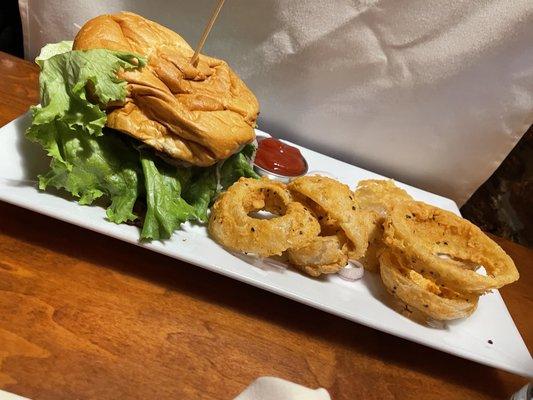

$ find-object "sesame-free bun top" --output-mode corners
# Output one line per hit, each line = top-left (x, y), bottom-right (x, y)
(73, 12), (259, 166)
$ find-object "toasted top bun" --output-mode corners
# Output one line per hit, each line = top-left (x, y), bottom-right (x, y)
(73, 12), (259, 166)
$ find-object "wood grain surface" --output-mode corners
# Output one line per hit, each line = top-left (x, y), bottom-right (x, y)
(0, 51), (531, 400)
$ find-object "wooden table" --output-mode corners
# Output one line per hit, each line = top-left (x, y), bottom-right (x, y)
(0, 50), (531, 400)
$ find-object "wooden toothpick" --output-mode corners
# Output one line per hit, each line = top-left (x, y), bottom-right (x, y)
(190, 0), (227, 67)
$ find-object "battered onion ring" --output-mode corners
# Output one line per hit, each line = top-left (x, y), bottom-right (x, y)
(354, 179), (413, 217)
(209, 177), (320, 257)
(384, 201), (519, 294)
(288, 176), (375, 259)
(287, 234), (349, 277)
(357, 229), (383, 272)
(354, 179), (413, 271)
(380, 250), (478, 320)
(291, 192), (339, 236)
(286, 193), (351, 276)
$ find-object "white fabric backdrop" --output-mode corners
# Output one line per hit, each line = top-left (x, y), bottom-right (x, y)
(18, 0), (533, 205)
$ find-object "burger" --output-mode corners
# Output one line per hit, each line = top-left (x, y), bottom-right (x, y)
(27, 12), (260, 240)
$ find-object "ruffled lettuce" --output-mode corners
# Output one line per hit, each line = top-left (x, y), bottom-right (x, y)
(26, 42), (258, 240)
(140, 151), (196, 239)
(38, 127), (142, 224)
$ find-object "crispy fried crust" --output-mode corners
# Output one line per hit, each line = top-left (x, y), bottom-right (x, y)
(380, 250), (478, 320)
(287, 234), (349, 277)
(354, 179), (412, 216)
(354, 179), (413, 272)
(208, 176), (519, 321)
(288, 176), (376, 260)
(384, 201), (519, 294)
(208, 178), (320, 257)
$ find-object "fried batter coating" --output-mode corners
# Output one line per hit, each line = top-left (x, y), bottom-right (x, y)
(383, 201), (519, 294)
(209, 178), (320, 257)
(380, 250), (478, 320)
(354, 179), (413, 271)
(288, 176), (375, 260)
(288, 234), (350, 277)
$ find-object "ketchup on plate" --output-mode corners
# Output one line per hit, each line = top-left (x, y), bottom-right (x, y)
(254, 138), (307, 177)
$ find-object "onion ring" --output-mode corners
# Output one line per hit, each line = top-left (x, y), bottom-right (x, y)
(354, 179), (413, 217)
(357, 232), (384, 272)
(287, 192), (351, 276)
(288, 175), (375, 259)
(290, 192), (340, 236)
(287, 234), (349, 277)
(380, 250), (478, 320)
(354, 179), (413, 271)
(209, 177), (320, 257)
(383, 201), (519, 294)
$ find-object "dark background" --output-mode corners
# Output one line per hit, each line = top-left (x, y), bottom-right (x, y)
(0, 0), (23, 58)
(0, 0), (531, 247)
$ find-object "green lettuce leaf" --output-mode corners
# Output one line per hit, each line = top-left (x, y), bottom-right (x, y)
(39, 127), (141, 223)
(182, 167), (218, 223)
(27, 48), (146, 169)
(27, 42), (258, 241)
(140, 152), (197, 240)
(219, 143), (259, 189)
(35, 41), (73, 67)
(27, 45), (147, 223)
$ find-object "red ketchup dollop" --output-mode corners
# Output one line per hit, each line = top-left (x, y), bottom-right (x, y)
(254, 138), (307, 177)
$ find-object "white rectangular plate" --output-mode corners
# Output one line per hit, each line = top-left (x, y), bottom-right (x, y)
(1, 113), (532, 378)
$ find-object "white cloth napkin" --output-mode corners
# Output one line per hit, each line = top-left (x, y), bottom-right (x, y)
(0, 390), (28, 400)
(18, 0), (533, 205)
(234, 377), (331, 400)
(0, 377), (330, 400)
